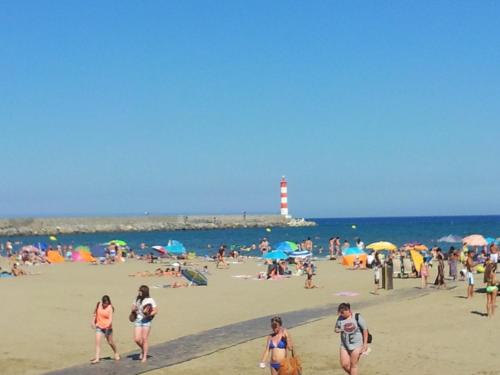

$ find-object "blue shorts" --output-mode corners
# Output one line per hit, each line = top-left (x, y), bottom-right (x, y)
(134, 318), (152, 328)
(96, 327), (113, 335)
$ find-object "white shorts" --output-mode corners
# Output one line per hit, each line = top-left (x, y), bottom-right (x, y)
(466, 272), (474, 286)
(490, 253), (498, 264)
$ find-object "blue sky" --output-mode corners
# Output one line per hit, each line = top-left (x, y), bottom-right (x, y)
(1, 1), (499, 218)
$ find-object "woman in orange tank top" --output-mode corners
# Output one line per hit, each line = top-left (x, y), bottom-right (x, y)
(91, 295), (120, 364)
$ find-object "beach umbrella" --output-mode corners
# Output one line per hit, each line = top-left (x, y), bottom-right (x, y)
(366, 241), (397, 251)
(75, 245), (91, 253)
(166, 240), (186, 254)
(274, 241), (299, 253)
(108, 240), (127, 246)
(22, 245), (40, 253)
(462, 234), (487, 247)
(263, 250), (289, 260)
(342, 247), (365, 256)
(402, 243), (428, 251)
(152, 245), (166, 255)
(290, 250), (312, 258)
(437, 235), (463, 243)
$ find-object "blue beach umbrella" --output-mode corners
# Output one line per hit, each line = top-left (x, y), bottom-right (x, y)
(274, 241), (299, 253)
(166, 240), (186, 254)
(263, 250), (289, 260)
(342, 247), (365, 256)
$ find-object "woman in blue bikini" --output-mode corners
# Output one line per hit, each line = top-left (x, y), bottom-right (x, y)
(260, 316), (294, 374)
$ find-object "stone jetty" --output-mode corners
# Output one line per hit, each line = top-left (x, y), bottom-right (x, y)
(0, 215), (316, 236)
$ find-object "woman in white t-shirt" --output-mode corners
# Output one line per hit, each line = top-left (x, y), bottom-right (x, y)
(131, 285), (158, 363)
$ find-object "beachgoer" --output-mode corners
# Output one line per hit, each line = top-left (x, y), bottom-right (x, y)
(90, 295), (120, 364)
(356, 238), (365, 250)
(11, 263), (26, 277)
(420, 260), (429, 289)
(304, 237), (313, 252)
(304, 262), (317, 289)
(484, 260), (497, 317)
(342, 240), (350, 252)
(6, 240), (13, 257)
(372, 253), (382, 295)
(489, 243), (499, 264)
(131, 285), (158, 363)
(216, 245), (228, 269)
(329, 237), (336, 260)
(448, 248), (458, 281)
(466, 251), (477, 298)
(335, 302), (369, 375)
(259, 237), (270, 253)
(434, 253), (446, 289)
(260, 316), (294, 374)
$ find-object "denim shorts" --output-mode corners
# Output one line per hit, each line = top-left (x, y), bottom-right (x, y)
(96, 327), (113, 335)
(134, 318), (152, 328)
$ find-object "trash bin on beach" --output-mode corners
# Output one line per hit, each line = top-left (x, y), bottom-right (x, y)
(384, 261), (394, 290)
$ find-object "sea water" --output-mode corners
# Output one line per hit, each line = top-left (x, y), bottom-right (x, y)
(1, 215), (500, 257)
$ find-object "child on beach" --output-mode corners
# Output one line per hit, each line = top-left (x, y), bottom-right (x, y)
(420, 260), (429, 289)
(304, 263), (317, 289)
(90, 295), (120, 364)
(484, 261), (497, 317)
(131, 285), (158, 363)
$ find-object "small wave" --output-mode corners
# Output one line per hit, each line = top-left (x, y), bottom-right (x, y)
(437, 234), (463, 243)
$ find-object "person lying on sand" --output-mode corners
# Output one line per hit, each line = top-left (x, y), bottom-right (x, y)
(11, 263), (27, 277)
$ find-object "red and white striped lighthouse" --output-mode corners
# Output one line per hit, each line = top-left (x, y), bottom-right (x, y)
(280, 176), (290, 218)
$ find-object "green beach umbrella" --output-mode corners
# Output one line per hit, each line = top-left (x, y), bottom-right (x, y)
(75, 245), (91, 253)
(108, 240), (127, 246)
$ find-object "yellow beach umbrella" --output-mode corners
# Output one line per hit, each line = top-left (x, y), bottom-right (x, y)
(366, 241), (397, 251)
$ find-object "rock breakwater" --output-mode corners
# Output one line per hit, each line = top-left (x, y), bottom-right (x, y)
(0, 215), (316, 237)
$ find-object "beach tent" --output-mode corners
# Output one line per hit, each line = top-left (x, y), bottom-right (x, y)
(47, 250), (64, 263)
(274, 241), (299, 253)
(366, 241), (397, 251)
(166, 240), (186, 254)
(71, 251), (96, 263)
(342, 254), (367, 267)
(342, 247), (365, 256)
(263, 250), (289, 260)
(341, 247), (367, 267)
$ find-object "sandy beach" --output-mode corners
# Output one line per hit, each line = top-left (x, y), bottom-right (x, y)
(1, 256), (499, 375)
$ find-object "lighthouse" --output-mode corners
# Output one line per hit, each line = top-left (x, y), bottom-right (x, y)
(280, 176), (290, 218)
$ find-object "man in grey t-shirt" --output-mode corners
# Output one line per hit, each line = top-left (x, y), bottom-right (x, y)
(335, 303), (369, 375)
